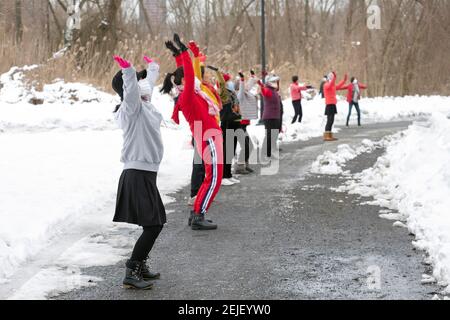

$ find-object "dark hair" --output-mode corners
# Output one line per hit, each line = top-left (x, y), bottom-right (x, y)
(160, 67), (184, 94)
(292, 75), (299, 83)
(137, 70), (147, 81)
(351, 77), (356, 83)
(112, 69), (147, 113)
(112, 70), (124, 102)
(201, 66), (205, 78)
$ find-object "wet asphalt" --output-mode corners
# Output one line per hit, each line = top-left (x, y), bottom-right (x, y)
(55, 121), (440, 300)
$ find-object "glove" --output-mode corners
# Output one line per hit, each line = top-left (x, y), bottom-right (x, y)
(188, 41), (201, 57)
(207, 65), (219, 72)
(173, 34), (188, 52)
(165, 41), (180, 57)
(199, 53), (207, 63)
(113, 55), (131, 69)
(143, 56), (154, 64)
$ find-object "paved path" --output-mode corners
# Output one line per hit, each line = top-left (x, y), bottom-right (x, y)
(56, 122), (439, 300)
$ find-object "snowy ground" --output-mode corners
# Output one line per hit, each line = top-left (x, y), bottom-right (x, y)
(310, 114), (450, 295)
(1, 65), (450, 299)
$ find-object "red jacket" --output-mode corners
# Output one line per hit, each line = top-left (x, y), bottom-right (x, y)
(323, 73), (347, 105)
(338, 83), (367, 103)
(172, 51), (222, 139)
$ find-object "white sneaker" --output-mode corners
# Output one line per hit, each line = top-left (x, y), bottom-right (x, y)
(229, 177), (241, 184)
(221, 178), (235, 186)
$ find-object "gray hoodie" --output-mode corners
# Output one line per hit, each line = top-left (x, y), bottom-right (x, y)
(115, 63), (164, 172)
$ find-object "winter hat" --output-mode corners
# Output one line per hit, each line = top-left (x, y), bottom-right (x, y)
(112, 70), (147, 102)
(265, 74), (280, 87)
(223, 73), (232, 82)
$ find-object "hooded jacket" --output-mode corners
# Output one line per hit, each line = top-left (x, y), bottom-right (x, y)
(115, 62), (164, 172)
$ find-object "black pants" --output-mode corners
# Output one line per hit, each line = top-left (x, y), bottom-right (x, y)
(326, 113), (336, 132)
(130, 225), (163, 261)
(292, 100), (303, 123)
(222, 122), (239, 179)
(347, 101), (361, 126)
(263, 119), (281, 158)
(191, 139), (205, 198)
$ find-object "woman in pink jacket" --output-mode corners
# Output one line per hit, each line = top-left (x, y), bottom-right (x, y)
(290, 76), (313, 124)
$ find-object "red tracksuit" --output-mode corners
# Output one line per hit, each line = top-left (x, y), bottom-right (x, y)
(172, 51), (223, 215)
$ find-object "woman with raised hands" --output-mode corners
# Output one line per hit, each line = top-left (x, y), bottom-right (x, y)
(161, 34), (223, 231)
(111, 55), (165, 290)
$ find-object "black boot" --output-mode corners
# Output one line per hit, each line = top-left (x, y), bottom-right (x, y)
(191, 213), (218, 231)
(245, 163), (255, 173)
(123, 260), (153, 290)
(142, 257), (161, 281)
(188, 211), (213, 227)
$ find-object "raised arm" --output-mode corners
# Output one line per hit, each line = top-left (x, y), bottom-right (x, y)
(188, 41), (204, 81)
(114, 56), (140, 115)
(257, 81), (273, 98)
(237, 72), (245, 101)
(216, 70), (231, 103)
(336, 74), (348, 90)
(143, 56), (160, 103)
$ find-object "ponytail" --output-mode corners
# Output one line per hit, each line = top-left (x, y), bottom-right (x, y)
(161, 72), (175, 94)
(160, 67), (185, 95)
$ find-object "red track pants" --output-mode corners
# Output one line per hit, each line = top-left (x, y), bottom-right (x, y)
(193, 135), (224, 215)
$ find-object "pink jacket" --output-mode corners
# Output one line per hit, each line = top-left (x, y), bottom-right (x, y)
(290, 83), (308, 101)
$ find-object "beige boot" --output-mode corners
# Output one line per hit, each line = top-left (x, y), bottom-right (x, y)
(324, 132), (338, 142)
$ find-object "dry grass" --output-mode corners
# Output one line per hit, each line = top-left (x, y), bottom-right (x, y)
(2, 33), (328, 98)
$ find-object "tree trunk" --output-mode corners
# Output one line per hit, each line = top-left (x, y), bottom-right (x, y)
(15, 0), (23, 43)
(64, 0), (81, 47)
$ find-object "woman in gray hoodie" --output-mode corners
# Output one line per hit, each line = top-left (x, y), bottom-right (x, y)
(112, 55), (165, 291)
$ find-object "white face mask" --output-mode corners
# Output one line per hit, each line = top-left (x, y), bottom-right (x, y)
(327, 72), (334, 82)
(138, 79), (152, 98)
(353, 79), (358, 84)
(226, 81), (235, 91)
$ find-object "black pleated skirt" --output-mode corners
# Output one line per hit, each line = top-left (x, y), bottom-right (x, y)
(114, 169), (166, 227)
(325, 104), (338, 116)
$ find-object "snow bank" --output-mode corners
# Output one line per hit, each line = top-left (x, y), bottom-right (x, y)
(310, 139), (380, 175)
(276, 94), (450, 144)
(332, 114), (450, 292)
